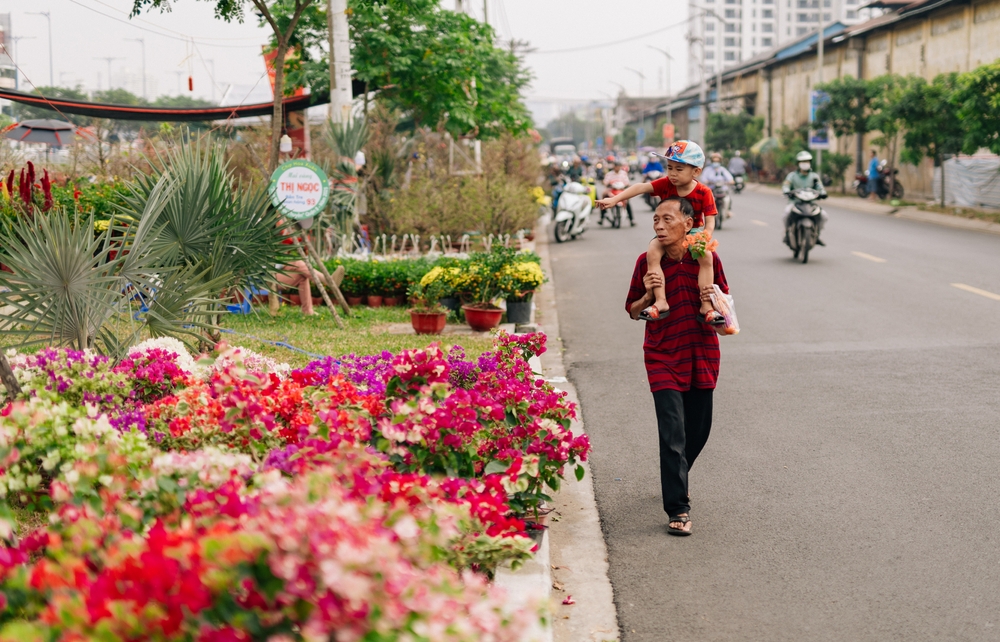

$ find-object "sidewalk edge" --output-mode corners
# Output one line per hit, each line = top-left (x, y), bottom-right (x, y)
(535, 219), (622, 642)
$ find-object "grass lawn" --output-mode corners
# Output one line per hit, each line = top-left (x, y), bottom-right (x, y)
(1, 305), (495, 368)
(219, 304), (495, 368)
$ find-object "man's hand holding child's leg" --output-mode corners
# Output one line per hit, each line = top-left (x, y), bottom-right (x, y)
(640, 238), (670, 321)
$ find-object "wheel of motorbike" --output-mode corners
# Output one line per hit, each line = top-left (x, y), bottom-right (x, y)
(554, 218), (573, 243)
(798, 224), (812, 264)
(612, 205), (622, 229)
(856, 184), (868, 198)
(716, 208), (724, 230)
(891, 182), (905, 199)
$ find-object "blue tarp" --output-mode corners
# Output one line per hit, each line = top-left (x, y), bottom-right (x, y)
(775, 23), (848, 61)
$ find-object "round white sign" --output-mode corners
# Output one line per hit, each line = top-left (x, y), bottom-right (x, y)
(268, 160), (330, 220)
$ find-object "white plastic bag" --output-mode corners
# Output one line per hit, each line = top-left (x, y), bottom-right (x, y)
(709, 285), (739, 336)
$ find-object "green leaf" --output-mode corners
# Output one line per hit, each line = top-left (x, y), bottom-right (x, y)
(484, 460), (509, 475)
(574, 464), (585, 482)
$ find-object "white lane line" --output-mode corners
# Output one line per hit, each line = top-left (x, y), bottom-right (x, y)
(851, 251), (887, 263)
(751, 219), (768, 226)
(951, 283), (1000, 301)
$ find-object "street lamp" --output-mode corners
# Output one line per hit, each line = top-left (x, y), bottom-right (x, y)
(625, 68), (647, 144)
(126, 38), (146, 101)
(94, 57), (122, 91)
(646, 46), (674, 99)
(9, 36), (35, 90)
(26, 11), (53, 87)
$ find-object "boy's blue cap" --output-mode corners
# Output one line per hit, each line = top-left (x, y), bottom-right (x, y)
(652, 140), (705, 169)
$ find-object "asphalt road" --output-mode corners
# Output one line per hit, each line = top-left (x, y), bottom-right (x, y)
(548, 187), (1000, 642)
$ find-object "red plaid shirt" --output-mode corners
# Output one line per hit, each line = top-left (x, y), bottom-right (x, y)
(625, 251), (729, 392)
(649, 179), (717, 228)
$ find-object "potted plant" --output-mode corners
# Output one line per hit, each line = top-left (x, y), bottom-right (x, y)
(500, 260), (545, 325)
(460, 248), (514, 332)
(408, 279), (448, 335)
(383, 261), (406, 307)
(365, 261), (383, 308)
(336, 260), (365, 307)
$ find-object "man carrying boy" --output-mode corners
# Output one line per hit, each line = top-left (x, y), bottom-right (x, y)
(598, 140), (723, 325)
(625, 196), (729, 536)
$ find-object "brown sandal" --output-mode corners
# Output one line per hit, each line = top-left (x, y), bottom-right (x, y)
(667, 515), (692, 536)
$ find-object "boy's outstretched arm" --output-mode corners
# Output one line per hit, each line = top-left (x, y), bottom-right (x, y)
(596, 182), (653, 209)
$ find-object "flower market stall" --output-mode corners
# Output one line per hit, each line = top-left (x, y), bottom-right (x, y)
(0, 331), (589, 641)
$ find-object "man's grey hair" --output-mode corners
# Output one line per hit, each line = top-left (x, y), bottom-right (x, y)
(657, 196), (695, 219)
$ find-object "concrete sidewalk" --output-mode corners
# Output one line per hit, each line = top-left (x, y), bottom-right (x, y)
(534, 218), (621, 642)
(747, 182), (1000, 235)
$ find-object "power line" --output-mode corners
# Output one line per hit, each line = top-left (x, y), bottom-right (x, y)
(528, 17), (694, 55)
(86, 0), (264, 42)
(66, 0), (263, 49)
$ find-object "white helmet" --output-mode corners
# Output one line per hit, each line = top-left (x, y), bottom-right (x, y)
(795, 151), (813, 162)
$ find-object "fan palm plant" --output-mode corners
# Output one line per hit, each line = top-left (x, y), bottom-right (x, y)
(121, 141), (295, 297)
(0, 176), (225, 358)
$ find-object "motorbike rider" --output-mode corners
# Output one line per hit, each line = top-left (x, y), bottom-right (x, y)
(568, 157), (585, 182)
(643, 153), (665, 177)
(727, 150), (748, 179)
(702, 153), (735, 218)
(601, 161), (635, 226)
(782, 151), (828, 246)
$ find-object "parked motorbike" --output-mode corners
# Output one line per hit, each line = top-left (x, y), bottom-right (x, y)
(710, 183), (732, 231)
(733, 174), (745, 194)
(601, 182), (628, 229)
(785, 188), (826, 264)
(853, 162), (904, 200)
(643, 170), (663, 210)
(553, 181), (592, 243)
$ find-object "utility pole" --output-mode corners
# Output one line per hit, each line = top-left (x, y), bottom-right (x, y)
(816, 4), (824, 175)
(27, 11), (53, 87)
(328, 0), (353, 122)
(647, 45), (674, 99)
(95, 57), (121, 91)
(126, 38), (146, 100)
(206, 59), (216, 103)
(9, 36), (36, 90)
(483, 0), (488, 24)
(693, 11), (708, 144)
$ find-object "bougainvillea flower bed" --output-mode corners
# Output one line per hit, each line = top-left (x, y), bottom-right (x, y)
(0, 332), (588, 641)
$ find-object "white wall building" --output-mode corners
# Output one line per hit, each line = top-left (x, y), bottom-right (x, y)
(687, 0), (873, 80)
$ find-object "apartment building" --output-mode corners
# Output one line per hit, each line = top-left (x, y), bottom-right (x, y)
(687, 0), (870, 80)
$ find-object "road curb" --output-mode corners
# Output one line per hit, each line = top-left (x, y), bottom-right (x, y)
(748, 182), (1000, 235)
(533, 216), (621, 641)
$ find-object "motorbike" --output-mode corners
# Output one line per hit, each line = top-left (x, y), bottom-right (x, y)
(710, 182), (732, 231)
(733, 174), (745, 194)
(642, 170), (664, 210)
(601, 182), (628, 229)
(853, 162), (904, 200)
(594, 160), (606, 180)
(785, 188), (826, 264)
(553, 181), (593, 243)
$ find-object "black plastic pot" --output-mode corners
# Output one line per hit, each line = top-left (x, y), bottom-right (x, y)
(439, 296), (460, 313)
(505, 298), (533, 325)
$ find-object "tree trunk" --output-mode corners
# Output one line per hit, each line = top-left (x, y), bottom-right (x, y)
(0, 351), (21, 402)
(939, 153), (946, 207)
(268, 39), (288, 173)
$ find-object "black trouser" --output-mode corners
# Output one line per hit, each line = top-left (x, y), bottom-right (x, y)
(652, 388), (714, 517)
(626, 201), (634, 223)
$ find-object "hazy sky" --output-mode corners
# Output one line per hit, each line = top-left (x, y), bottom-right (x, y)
(7, 0), (692, 123)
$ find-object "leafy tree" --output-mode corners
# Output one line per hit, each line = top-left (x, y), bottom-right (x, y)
(14, 86), (92, 125)
(823, 151), (854, 193)
(616, 125), (637, 149)
(896, 73), (964, 205)
(281, 0), (533, 139)
(866, 74), (913, 196)
(774, 123), (809, 173)
(705, 112), (765, 154)
(131, 0), (317, 172)
(815, 75), (871, 140)
(151, 95), (215, 108)
(953, 60), (1000, 155)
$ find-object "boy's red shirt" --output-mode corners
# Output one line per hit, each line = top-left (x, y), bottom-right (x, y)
(625, 251), (728, 392)
(649, 179), (717, 228)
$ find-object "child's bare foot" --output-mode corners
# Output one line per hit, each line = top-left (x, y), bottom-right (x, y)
(654, 298), (670, 316)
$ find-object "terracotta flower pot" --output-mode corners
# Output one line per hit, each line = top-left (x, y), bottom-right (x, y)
(384, 296), (401, 307)
(462, 304), (503, 332)
(346, 295), (363, 307)
(289, 294), (301, 306)
(312, 297), (324, 307)
(367, 295), (383, 308)
(410, 309), (447, 335)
